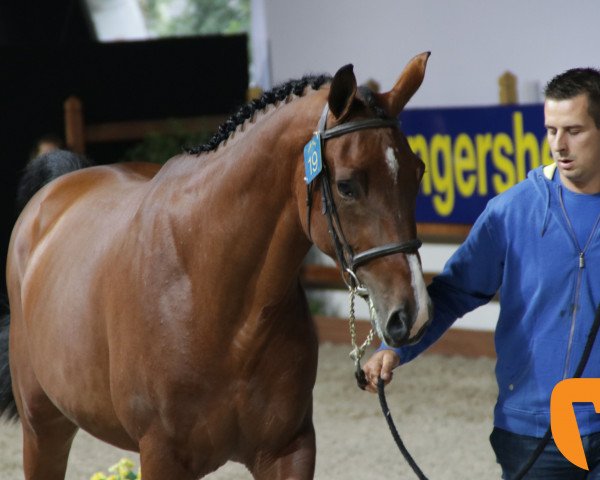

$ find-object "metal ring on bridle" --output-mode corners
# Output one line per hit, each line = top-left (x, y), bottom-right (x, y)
(343, 268), (369, 297)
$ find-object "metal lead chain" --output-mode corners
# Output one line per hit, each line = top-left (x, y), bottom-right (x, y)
(348, 287), (375, 369)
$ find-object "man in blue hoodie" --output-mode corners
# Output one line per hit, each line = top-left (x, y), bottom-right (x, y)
(363, 67), (600, 479)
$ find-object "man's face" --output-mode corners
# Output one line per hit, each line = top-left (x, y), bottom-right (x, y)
(545, 93), (600, 194)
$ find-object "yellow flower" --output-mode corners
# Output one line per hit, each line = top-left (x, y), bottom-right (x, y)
(92, 457), (139, 480)
(109, 457), (135, 475)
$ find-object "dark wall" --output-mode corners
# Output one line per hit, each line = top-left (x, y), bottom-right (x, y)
(0, 0), (94, 46)
(0, 27), (248, 294)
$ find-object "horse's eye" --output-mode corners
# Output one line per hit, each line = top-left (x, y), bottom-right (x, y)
(336, 180), (358, 199)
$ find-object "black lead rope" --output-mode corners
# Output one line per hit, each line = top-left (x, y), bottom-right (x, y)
(355, 365), (429, 479)
(377, 377), (429, 480)
(366, 302), (600, 480)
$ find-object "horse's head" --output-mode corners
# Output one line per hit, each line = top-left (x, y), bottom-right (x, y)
(300, 53), (432, 348)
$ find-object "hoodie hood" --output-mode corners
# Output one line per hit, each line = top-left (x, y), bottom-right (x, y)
(528, 164), (556, 236)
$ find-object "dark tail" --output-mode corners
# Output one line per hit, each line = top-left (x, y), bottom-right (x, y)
(0, 306), (17, 421)
(16, 149), (91, 213)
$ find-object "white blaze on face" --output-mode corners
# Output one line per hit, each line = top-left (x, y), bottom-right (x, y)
(407, 253), (430, 335)
(385, 147), (399, 181)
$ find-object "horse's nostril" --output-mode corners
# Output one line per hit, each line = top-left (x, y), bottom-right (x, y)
(387, 305), (412, 342)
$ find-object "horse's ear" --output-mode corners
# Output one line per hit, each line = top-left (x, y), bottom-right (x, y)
(328, 64), (357, 121)
(378, 52), (430, 117)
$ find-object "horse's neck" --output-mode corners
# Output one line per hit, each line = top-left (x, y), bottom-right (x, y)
(148, 94), (323, 297)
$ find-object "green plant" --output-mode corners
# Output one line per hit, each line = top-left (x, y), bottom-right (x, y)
(90, 457), (140, 480)
(123, 121), (211, 164)
(138, 0), (249, 37)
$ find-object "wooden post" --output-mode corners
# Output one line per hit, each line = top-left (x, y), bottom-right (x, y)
(363, 78), (381, 93)
(64, 95), (86, 154)
(246, 86), (263, 101)
(498, 71), (518, 105)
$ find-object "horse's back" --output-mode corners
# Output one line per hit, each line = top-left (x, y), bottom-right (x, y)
(10, 162), (159, 276)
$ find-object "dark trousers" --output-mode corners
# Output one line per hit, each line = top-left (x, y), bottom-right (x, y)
(490, 427), (600, 479)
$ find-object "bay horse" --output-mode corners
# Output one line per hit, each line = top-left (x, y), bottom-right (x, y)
(1, 52), (431, 479)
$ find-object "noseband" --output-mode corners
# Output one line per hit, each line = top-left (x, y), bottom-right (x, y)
(304, 104), (422, 295)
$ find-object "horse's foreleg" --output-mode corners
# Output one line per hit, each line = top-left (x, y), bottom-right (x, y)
(139, 434), (206, 480)
(20, 400), (78, 480)
(249, 420), (316, 480)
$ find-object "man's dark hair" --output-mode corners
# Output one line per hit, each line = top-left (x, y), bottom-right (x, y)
(544, 67), (600, 128)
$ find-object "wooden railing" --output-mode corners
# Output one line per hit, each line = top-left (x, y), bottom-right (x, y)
(64, 95), (228, 155)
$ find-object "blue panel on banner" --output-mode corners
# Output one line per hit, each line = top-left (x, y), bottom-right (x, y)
(400, 104), (549, 225)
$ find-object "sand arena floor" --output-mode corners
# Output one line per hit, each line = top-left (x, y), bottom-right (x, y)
(0, 343), (501, 479)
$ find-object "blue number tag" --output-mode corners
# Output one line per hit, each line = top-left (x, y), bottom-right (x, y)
(303, 134), (323, 184)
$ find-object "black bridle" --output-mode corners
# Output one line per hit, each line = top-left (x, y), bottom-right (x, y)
(306, 104), (422, 294)
(304, 104), (429, 479)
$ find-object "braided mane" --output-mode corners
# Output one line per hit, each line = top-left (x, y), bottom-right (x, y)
(188, 74), (332, 155)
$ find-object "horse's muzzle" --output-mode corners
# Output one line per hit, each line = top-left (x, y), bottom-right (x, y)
(385, 304), (413, 345)
(385, 302), (430, 348)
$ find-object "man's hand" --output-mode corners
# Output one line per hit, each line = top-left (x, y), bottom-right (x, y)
(361, 349), (400, 393)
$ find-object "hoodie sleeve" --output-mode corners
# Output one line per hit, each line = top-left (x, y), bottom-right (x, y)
(380, 202), (505, 363)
